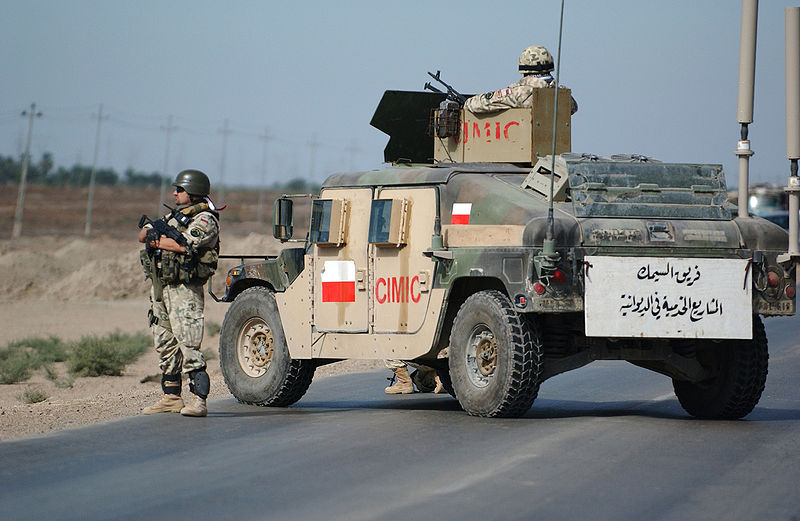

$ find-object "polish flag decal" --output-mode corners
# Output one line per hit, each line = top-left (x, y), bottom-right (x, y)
(451, 203), (472, 225)
(321, 260), (356, 302)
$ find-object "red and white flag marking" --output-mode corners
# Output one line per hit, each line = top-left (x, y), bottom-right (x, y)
(321, 260), (356, 302)
(451, 203), (472, 225)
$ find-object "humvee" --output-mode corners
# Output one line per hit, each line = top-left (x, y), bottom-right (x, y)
(213, 77), (795, 418)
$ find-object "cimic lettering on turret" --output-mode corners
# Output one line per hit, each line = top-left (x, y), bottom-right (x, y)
(458, 120), (520, 144)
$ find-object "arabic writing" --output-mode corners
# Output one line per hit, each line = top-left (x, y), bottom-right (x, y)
(636, 261), (701, 286)
(619, 292), (723, 322)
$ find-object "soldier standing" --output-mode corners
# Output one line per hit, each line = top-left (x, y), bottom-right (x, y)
(465, 45), (578, 115)
(139, 169), (220, 417)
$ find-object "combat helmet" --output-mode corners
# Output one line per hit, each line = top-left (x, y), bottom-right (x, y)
(173, 169), (211, 197)
(518, 45), (554, 74)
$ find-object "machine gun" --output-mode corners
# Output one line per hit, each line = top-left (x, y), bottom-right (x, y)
(424, 70), (467, 106)
(424, 71), (466, 139)
(138, 205), (191, 303)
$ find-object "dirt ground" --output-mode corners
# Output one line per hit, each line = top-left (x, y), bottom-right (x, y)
(0, 186), (383, 442)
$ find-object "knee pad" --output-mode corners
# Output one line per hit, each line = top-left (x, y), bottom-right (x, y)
(161, 373), (181, 395)
(188, 369), (210, 399)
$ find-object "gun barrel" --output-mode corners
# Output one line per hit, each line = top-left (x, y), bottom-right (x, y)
(424, 82), (444, 94)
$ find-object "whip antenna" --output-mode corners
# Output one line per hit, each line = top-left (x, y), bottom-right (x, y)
(533, 0), (565, 282)
(546, 0), (565, 243)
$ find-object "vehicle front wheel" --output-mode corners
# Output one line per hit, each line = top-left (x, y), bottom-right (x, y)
(448, 290), (543, 418)
(219, 286), (315, 406)
(673, 315), (768, 420)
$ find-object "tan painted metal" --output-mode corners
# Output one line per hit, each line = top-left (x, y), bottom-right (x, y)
(443, 224), (526, 247)
(433, 88), (572, 164)
(311, 289), (446, 360)
(278, 187), (446, 360)
(372, 187), (438, 333)
(313, 188), (373, 333)
(275, 257), (313, 358)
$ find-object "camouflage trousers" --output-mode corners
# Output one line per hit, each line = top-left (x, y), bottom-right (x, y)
(150, 282), (206, 375)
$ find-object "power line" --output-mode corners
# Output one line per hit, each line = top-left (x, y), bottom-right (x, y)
(159, 115), (178, 213)
(12, 103), (43, 238)
(85, 104), (109, 236)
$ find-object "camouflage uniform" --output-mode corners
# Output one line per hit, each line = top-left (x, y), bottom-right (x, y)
(465, 75), (579, 115)
(465, 44), (578, 115)
(151, 208), (219, 376)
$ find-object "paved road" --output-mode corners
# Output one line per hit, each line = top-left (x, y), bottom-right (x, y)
(2, 315), (800, 521)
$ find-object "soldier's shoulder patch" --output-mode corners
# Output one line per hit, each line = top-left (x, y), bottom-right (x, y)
(191, 228), (202, 237)
(199, 216), (210, 224)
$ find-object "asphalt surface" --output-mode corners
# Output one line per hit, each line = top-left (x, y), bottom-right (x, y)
(2, 315), (800, 521)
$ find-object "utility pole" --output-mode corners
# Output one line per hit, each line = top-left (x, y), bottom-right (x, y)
(218, 119), (231, 202)
(12, 103), (42, 238)
(345, 138), (360, 171)
(257, 127), (271, 224)
(159, 115), (177, 213)
(84, 104), (108, 236)
(307, 134), (320, 190)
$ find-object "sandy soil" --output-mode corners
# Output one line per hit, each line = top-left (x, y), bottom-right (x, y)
(0, 228), (384, 442)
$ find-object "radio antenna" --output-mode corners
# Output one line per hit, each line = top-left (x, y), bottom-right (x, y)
(536, 0), (565, 277)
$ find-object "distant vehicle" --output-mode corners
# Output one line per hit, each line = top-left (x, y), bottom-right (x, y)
(748, 183), (789, 216)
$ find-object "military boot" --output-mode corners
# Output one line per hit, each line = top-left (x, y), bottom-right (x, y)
(143, 373), (183, 414)
(180, 394), (207, 417)
(385, 367), (414, 394)
(433, 375), (445, 394)
(181, 369), (209, 417)
(143, 394), (184, 414)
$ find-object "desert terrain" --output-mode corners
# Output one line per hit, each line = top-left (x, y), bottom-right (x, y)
(0, 184), (382, 441)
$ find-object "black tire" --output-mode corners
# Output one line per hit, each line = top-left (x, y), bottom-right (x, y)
(448, 290), (543, 417)
(219, 286), (315, 406)
(673, 315), (768, 420)
(435, 367), (456, 398)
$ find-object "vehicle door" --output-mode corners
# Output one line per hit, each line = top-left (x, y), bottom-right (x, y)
(370, 187), (437, 333)
(312, 187), (372, 332)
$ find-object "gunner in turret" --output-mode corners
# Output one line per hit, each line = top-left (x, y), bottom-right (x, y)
(465, 45), (578, 115)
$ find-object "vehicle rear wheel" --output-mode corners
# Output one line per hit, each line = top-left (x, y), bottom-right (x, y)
(219, 286), (315, 406)
(448, 290), (543, 417)
(673, 315), (768, 420)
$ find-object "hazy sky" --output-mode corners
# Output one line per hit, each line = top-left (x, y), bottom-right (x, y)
(1, 0), (798, 190)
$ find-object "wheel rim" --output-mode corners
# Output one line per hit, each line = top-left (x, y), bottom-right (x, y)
(237, 317), (274, 377)
(465, 325), (497, 388)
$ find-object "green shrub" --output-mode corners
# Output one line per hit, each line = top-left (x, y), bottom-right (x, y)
(20, 387), (48, 404)
(0, 348), (36, 384)
(68, 331), (150, 377)
(8, 336), (68, 363)
(44, 364), (75, 389)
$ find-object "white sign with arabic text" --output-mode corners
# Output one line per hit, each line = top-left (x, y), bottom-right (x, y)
(584, 256), (752, 339)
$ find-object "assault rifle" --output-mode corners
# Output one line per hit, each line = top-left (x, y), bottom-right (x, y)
(138, 205), (190, 254)
(424, 70), (467, 106)
(138, 205), (191, 303)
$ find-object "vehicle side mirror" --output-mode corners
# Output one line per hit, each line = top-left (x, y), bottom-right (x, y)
(273, 197), (293, 241)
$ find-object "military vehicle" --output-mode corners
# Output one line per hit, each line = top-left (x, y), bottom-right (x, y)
(214, 6), (799, 419)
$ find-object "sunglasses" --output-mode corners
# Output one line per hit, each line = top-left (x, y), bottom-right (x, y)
(175, 186), (185, 193)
